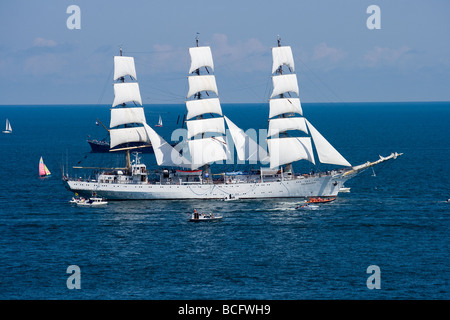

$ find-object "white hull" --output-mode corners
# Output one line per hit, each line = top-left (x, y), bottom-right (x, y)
(65, 173), (350, 200)
(65, 152), (401, 201)
(76, 201), (108, 206)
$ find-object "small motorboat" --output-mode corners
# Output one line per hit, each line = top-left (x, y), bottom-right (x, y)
(339, 187), (351, 193)
(189, 210), (222, 222)
(306, 197), (336, 204)
(76, 197), (108, 206)
(69, 196), (83, 204)
(223, 194), (239, 201)
(296, 204), (319, 210)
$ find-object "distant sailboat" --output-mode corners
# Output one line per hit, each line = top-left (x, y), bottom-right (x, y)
(155, 115), (163, 127)
(39, 157), (51, 177)
(2, 119), (12, 133)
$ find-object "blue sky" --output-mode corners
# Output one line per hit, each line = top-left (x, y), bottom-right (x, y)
(0, 0), (449, 104)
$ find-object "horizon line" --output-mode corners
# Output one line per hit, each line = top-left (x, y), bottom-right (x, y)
(1, 100), (449, 107)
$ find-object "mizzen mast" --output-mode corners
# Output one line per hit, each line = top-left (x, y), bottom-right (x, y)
(109, 46), (151, 169)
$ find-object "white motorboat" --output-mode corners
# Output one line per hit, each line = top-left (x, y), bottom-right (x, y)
(69, 197), (83, 204)
(76, 197), (108, 206)
(189, 210), (223, 222)
(223, 194), (240, 201)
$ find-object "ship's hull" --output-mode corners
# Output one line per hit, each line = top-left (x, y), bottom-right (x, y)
(87, 140), (156, 153)
(87, 140), (110, 153)
(87, 140), (176, 153)
(65, 174), (351, 200)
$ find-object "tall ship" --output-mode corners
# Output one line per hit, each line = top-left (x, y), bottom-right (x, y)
(64, 37), (402, 200)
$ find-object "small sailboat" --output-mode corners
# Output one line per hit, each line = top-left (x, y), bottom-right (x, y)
(155, 115), (163, 127)
(2, 119), (12, 134)
(39, 156), (51, 178)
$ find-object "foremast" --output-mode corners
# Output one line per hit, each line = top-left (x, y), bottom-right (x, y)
(267, 36), (352, 173)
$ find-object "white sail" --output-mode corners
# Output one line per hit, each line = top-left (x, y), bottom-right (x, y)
(188, 136), (228, 170)
(110, 107), (146, 128)
(186, 117), (226, 139)
(270, 74), (299, 98)
(4, 119), (12, 132)
(305, 119), (351, 167)
(143, 124), (190, 168)
(272, 46), (295, 74)
(224, 116), (268, 162)
(269, 98), (302, 118)
(110, 126), (148, 149)
(188, 46), (214, 74)
(113, 56), (137, 80)
(267, 137), (315, 168)
(186, 75), (219, 98)
(267, 117), (308, 137)
(112, 82), (142, 108)
(186, 98), (222, 120)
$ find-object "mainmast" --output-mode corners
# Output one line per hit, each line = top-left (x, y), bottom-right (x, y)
(267, 36), (314, 171)
(185, 35), (228, 174)
(276, 35), (283, 77)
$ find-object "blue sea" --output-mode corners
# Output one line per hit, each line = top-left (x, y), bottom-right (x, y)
(0, 102), (448, 300)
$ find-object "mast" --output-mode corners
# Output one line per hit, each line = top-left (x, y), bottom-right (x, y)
(120, 45), (130, 169)
(185, 35), (228, 173)
(109, 47), (150, 170)
(267, 36), (311, 171)
(276, 36), (289, 172)
(267, 36), (351, 170)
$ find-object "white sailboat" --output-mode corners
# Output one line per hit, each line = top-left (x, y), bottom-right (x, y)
(3, 118), (12, 133)
(64, 37), (402, 200)
(155, 115), (163, 127)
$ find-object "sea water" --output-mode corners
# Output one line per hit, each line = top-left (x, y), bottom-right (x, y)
(0, 102), (448, 299)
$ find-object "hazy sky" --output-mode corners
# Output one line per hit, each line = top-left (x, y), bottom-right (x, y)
(1, 0), (449, 104)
